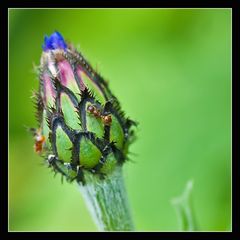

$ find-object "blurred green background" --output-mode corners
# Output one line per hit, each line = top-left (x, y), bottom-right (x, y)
(9, 9), (231, 231)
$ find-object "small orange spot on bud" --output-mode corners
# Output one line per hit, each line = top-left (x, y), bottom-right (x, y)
(93, 109), (101, 117)
(102, 115), (112, 126)
(34, 129), (45, 154)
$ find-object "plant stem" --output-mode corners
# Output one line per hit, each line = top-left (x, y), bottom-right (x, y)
(78, 167), (134, 231)
(172, 180), (197, 231)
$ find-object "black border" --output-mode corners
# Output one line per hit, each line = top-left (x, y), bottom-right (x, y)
(2, 0), (239, 239)
(2, 0), (238, 8)
(232, 4), (239, 239)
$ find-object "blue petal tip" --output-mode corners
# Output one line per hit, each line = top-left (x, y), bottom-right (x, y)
(42, 31), (67, 52)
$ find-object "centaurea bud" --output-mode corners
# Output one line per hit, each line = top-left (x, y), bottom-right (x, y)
(32, 31), (136, 184)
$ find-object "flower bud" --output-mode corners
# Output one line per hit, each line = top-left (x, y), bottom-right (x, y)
(32, 31), (136, 183)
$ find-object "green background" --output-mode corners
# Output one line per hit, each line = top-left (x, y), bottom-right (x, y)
(9, 9), (231, 231)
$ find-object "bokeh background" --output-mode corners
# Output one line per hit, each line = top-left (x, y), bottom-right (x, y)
(9, 9), (231, 231)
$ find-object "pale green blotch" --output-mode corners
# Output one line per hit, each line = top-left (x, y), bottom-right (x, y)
(42, 110), (50, 150)
(82, 72), (105, 104)
(56, 126), (72, 163)
(61, 93), (81, 130)
(110, 115), (124, 149)
(79, 137), (101, 169)
(100, 153), (117, 174)
(85, 103), (104, 138)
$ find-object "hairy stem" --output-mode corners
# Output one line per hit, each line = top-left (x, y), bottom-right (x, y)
(78, 167), (134, 231)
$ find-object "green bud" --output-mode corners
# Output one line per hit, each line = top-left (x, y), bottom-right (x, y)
(79, 136), (101, 168)
(55, 126), (72, 163)
(32, 32), (136, 184)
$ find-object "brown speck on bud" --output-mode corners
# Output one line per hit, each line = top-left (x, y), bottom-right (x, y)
(102, 115), (112, 125)
(34, 130), (45, 154)
(87, 105), (95, 113)
(93, 109), (101, 117)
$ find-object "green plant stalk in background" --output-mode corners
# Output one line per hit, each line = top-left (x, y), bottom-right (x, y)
(172, 180), (197, 231)
(31, 32), (136, 231)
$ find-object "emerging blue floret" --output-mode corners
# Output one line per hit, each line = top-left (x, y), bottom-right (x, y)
(42, 31), (67, 52)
